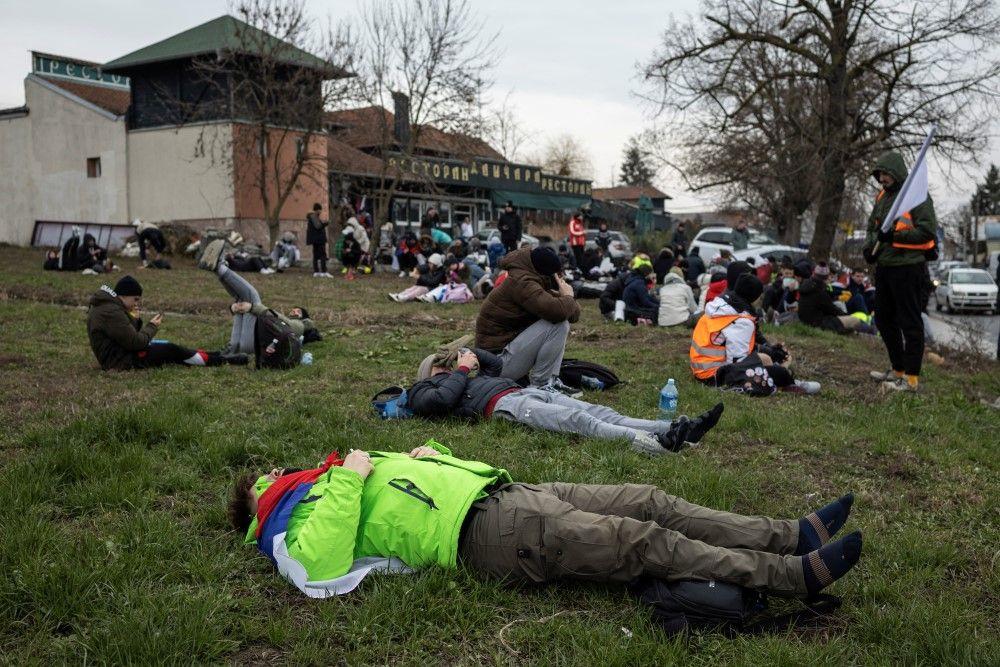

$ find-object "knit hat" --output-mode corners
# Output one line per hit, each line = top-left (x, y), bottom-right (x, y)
(427, 253), (444, 267)
(726, 260), (752, 287)
(734, 273), (764, 303)
(529, 247), (561, 276)
(793, 260), (813, 280)
(114, 275), (142, 297)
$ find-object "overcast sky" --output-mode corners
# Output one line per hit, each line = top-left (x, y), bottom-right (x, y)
(1, 0), (995, 213)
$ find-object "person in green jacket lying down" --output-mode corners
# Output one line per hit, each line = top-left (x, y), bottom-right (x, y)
(230, 442), (863, 600)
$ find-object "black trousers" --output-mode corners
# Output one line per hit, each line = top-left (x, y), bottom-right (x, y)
(311, 243), (328, 273)
(138, 229), (166, 261)
(875, 263), (926, 376)
(133, 342), (200, 368)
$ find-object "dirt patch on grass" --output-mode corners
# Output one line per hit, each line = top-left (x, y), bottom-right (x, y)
(0, 354), (28, 368)
(226, 644), (284, 665)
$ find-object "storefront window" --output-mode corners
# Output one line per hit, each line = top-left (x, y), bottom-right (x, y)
(408, 200), (421, 224)
(438, 201), (452, 229)
(392, 199), (407, 224)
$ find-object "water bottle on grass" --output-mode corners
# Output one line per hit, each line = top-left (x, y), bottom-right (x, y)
(659, 378), (678, 420)
(581, 375), (604, 391)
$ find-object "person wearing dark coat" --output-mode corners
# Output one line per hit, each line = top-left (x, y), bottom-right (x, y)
(496, 201), (523, 252)
(622, 264), (660, 323)
(653, 248), (675, 285)
(671, 222), (688, 255)
(598, 271), (630, 318)
(86, 276), (246, 370)
(797, 265), (865, 334)
(305, 202), (330, 277)
(685, 247), (706, 282)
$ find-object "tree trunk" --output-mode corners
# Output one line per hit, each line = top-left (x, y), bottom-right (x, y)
(268, 218), (280, 248)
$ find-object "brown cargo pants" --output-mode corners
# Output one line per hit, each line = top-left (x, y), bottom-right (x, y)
(459, 482), (806, 596)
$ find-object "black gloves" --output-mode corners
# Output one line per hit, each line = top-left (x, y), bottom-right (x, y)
(759, 343), (788, 364)
(863, 246), (879, 264)
(877, 226), (894, 243)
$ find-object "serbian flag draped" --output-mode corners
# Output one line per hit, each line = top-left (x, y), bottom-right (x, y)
(881, 125), (936, 233)
(255, 451), (344, 563)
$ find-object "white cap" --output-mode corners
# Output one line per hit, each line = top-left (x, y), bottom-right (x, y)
(132, 218), (142, 227)
(428, 253), (444, 266)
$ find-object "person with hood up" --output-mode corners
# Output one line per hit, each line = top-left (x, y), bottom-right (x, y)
(270, 231), (300, 271)
(86, 275), (247, 370)
(622, 264), (660, 324)
(862, 151), (938, 392)
(229, 443), (862, 601)
(658, 267), (698, 327)
(653, 247), (675, 285)
(475, 247), (580, 393)
(689, 274), (821, 395)
(797, 263), (868, 334)
(77, 233), (116, 274)
(704, 260), (753, 305)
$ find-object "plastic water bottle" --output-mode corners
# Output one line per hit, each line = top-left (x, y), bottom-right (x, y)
(580, 375), (604, 391)
(301, 351), (313, 365)
(659, 378), (678, 420)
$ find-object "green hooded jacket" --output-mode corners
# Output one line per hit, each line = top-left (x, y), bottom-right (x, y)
(246, 442), (510, 589)
(864, 151), (937, 267)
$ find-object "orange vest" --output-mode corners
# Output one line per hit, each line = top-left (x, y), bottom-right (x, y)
(875, 190), (935, 251)
(689, 313), (756, 380)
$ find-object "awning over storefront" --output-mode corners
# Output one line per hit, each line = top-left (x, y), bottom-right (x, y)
(491, 189), (589, 212)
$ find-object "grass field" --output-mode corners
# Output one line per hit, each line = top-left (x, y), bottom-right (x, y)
(0, 245), (997, 665)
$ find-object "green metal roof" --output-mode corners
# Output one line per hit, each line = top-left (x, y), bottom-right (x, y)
(103, 15), (338, 75)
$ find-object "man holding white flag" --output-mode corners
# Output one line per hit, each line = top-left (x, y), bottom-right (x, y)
(863, 149), (938, 392)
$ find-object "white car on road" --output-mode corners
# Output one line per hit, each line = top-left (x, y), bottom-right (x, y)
(732, 245), (809, 267)
(934, 268), (998, 314)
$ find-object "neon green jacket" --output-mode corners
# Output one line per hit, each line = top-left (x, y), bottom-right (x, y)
(246, 442), (509, 596)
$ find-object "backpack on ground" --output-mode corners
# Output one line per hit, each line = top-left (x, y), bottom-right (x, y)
(254, 310), (302, 369)
(442, 282), (474, 304)
(371, 386), (414, 419)
(629, 577), (841, 637)
(558, 358), (622, 390)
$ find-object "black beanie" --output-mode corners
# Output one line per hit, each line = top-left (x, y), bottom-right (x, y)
(734, 273), (763, 303)
(726, 260), (752, 287)
(793, 259), (813, 280)
(114, 275), (143, 297)
(530, 247), (561, 276)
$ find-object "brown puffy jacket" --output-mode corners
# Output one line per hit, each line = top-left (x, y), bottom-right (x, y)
(86, 285), (158, 370)
(475, 247), (580, 351)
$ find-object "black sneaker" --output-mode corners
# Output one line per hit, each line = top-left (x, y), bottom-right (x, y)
(685, 402), (724, 444)
(656, 417), (692, 452)
(221, 352), (249, 366)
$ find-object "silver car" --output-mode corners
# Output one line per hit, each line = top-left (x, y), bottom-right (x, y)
(934, 268), (998, 314)
(583, 230), (633, 261)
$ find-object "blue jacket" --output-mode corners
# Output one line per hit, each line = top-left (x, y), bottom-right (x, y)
(623, 273), (659, 311)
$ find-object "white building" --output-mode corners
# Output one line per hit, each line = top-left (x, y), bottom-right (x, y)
(0, 52), (131, 248)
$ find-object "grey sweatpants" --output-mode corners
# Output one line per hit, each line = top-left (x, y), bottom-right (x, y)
(498, 320), (570, 387)
(493, 388), (670, 443)
(217, 262), (261, 353)
(460, 482), (805, 596)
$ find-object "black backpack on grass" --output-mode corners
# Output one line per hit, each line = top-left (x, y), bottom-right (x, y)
(558, 359), (622, 390)
(629, 578), (840, 637)
(254, 310), (302, 369)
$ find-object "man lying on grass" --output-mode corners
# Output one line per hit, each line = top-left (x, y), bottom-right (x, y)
(86, 276), (248, 370)
(408, 347), (722, 455)
(229, 443), (862, 600)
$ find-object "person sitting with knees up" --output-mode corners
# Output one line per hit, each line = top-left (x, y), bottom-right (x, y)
(389, 253), (447, 302)
(87, 275), (247, 371)
(622, 263), (660, 325)
(230, 444), (861, 601)
(475, 247), (580, 395)
(198, 239), (319, 355)
(797, 262), (872, 335)
(690, 274), (821, 395)
(409, 346), (724, 456)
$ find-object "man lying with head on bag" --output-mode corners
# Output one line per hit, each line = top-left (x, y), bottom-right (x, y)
(408, 346), (723, 456)
(229, 443), (862, 606)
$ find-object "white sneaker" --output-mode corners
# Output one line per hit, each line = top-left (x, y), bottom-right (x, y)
(794, 380), (821, 394)
(313, 272), (322, 277)
(81, 268), (98, 275)
(259, 267), (276, 275)
(630, 432), (670, 457)
(388, 293), (399, 302)
(322, 272), (334, 278)
(398, 271), (407, 278)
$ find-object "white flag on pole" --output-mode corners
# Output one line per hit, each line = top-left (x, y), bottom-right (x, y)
(881, 126), (936, 232)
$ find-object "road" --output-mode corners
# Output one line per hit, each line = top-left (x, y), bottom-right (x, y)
(926, 310), (999, 358)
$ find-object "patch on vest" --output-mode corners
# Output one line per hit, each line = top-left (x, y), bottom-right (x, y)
(710, 332), (727, 345)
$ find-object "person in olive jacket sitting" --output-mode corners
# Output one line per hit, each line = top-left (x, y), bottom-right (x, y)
(86, 276), (247, 370)
(474, 247), (579, 392)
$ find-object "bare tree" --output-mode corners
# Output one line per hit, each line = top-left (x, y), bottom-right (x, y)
(529, 133), (594, 179)
(484, 91), (533, 162)
(643, 0), (1000, 259)
(347, 0), (499, 226)
(183, 0), (354, 246)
